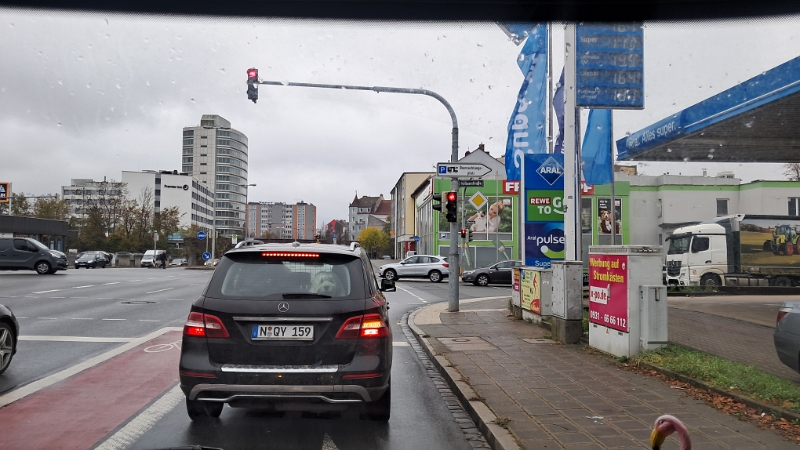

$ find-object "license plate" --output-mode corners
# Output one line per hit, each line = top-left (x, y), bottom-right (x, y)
(252, 324), (314, 340)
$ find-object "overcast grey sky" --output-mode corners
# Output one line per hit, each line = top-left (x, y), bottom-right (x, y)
(1, 11), (799, 226)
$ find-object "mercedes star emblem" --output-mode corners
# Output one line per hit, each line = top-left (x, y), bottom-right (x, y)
(278, 302), (290, 313)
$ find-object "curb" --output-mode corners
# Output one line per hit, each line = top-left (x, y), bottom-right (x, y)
(635, 360), (800, 423)
(408, 307), (520, 450)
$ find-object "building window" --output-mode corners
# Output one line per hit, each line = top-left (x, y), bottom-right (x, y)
(200, 162), (207, 166)
(200, 153), (207, 156)
(182, 148), (193, 155)
(200, 172), (207, 175)
(657, 199), (663, 218)
(716, 199), (728, 216)
(155, 190), (161, 196)
(183, 130), (194, 137)
(183, 139), (193, 145)
(789, 198), (800, 216)
(154, 201), (160, 207)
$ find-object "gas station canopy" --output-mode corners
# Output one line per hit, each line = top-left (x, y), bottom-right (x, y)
(616, 56), (800, 163)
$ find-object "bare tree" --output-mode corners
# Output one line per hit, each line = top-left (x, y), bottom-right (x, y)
(784, 163), (800, 181)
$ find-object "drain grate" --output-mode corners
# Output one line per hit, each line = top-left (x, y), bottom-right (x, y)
(120, 300), (156, 304)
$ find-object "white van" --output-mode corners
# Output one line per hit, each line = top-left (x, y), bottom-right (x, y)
(141, 250), (166, 268)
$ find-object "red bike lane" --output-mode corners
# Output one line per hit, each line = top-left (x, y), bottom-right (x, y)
(1, 331), (182, 450)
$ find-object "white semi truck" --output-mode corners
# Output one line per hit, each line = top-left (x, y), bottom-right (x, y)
(666, 214), (800, 287)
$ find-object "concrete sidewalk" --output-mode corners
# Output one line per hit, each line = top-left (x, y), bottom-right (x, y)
(409, 297), (797, 450)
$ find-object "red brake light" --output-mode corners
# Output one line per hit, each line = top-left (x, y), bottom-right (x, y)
(183, 312), (230, 339)
(261, 252), (319, 258)
(778, 309), (790, 323)
(442, 262), (449, 268)
(335, 314), (388, 339)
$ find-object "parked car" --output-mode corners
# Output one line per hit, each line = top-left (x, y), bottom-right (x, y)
(0, 237), (68, 275)
(0, 303), (19, 375)
(461, 260), (523, 286)
(74, 252), (109, 269)
(170, 258), (188, 266)
(204, 258), (220, 267)
(179, 242), (395, 421)
(775, 302), (800, 373)
(378, 255), (449, 283)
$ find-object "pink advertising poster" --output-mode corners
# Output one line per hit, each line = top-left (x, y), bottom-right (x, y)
(588, 254), (629, 332)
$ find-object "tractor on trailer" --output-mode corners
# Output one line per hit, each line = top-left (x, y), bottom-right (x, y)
(666, 214), (800, 287)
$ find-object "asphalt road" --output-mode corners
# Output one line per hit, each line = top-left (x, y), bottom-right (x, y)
(0, 267), (511, 450)
(668, 294), (792, 327)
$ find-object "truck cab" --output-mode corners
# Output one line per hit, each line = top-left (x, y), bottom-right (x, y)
(666, 223), (729, 286)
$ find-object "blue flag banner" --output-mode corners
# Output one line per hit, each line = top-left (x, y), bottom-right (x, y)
(504, 24), (548, 182)
(553, 68), (565, 154)
(581, 109), (613, 186)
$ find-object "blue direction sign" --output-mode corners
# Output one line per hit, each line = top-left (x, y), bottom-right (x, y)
(202, 252), (211, 261)
(576, 23), (644, 109)
(414, 236), (420, 243)
(197, 231), (206, 240)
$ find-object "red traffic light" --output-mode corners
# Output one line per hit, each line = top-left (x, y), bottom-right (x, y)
(247, 68), (258, 79)
(446, 192), (457, 202)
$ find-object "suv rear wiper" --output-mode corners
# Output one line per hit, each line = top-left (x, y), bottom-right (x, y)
(281, 293), (332, 299)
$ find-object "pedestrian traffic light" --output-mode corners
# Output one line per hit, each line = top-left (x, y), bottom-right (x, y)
(460, 229), (466, 239)
(445, 191), (457, 223)
(432, 193), (443, 212)
(247, 68), (259, 103)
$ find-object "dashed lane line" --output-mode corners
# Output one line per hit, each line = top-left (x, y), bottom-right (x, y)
(73, 285), (95, 289)
(31, 289), (62, 294)
(50, 297), (65, 299)
(70, 297), (88, 299)
(37, 317), (58, 320)
(70, 318), (94, 320)
(145, 288), (174, 294)
(0, 327), (182, 408)
(102, 318), (127, 321)
(103, 282), (121, 286)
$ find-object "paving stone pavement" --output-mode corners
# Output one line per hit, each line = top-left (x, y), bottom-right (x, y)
(411, 297), (799, 450)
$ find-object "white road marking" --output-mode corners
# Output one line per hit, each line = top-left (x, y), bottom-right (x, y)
(32, 289), (62, 294)
(70, 317), (94, 320)
(73, 285), (95, 289)
(94, 384), (184, 450)
(393, 341), (410, 347)
(37, 317), (58, 320)
(0, 327), (182, 408)
(19, 336), (136, 343)
(50, 296), (65, 299)
(103, 282), (121, 285)
(128, 280), (140, 282)
(96, 298), (113, 300)
(70, 297), (87, 299)
(396, 285), (428, 303)
(146, 288), (173, 294)
(139, 319), (160, 322)
(322, 433), (339, 450)
(102, 318), (126, 321)
(16, 317), (27, 319)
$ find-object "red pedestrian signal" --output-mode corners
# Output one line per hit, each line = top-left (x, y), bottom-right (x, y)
(247, 68), (259, 103)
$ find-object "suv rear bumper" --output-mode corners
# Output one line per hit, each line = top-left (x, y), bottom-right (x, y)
(182, 382), (388, 403)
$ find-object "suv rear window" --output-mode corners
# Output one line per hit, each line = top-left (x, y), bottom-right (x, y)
(208, 252), (366, 300)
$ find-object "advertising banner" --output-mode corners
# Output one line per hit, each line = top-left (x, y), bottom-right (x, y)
(520, 268), (541, 314)
(0, 182), (9, 203)
(439, 193), (514, 241)
(511, 268), (521, 307)
(523, 154), (565, 268)
(597, 198), (622, 235)
(588, 254), (629, 332)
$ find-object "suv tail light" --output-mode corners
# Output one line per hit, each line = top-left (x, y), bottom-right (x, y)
(777, 306), (792, 324)
(183, 312), (230, 339)
(335, 314), (389, 339)
(442, 262), (449, 268)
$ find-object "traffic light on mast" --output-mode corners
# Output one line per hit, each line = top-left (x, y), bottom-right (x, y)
(445, 191), (458, 223)
(432, 193), (443, 212)
(468, 229), (474, 242)
(247, 68), (259, 103)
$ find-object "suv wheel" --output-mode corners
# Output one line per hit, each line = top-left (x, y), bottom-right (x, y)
(35, 261), (51, 275)
(384, 269), (398, 281)
(0, 323), (15, 375)
(429, 270), (443, 283)
(362, 383), (391, 422)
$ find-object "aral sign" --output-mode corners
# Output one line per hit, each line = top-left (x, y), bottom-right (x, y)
(522, 154), (565, 269)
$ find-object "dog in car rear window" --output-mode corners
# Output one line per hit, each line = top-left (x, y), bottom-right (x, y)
(311, 272), (341, 296)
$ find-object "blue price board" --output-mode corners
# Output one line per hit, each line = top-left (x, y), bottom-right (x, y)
(576, 23), (644, 109)
(202, 252), (211, 261)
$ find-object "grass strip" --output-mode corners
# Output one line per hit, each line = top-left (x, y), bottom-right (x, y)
(634, 344), (800, 414)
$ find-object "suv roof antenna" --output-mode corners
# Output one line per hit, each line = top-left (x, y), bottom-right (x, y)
(349, 242), (361, 251)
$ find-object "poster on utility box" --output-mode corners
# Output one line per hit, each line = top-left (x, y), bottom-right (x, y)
(588, 254), (629, 332)
(523, 154), (565, 269)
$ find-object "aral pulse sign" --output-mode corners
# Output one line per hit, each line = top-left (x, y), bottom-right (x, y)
(523, 154), (565, 268)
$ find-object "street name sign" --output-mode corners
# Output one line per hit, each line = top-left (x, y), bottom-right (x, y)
(459, 179), (484, 187)
(436, 163), (491, 178)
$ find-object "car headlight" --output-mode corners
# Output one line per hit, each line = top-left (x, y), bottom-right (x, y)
(462, 270), (474, 276)
(50, 250), (65, 259)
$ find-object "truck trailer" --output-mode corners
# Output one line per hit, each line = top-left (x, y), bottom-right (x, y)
(666, 214), (800, 287)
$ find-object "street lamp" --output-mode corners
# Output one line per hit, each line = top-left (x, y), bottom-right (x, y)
(249, 76), (462, 311)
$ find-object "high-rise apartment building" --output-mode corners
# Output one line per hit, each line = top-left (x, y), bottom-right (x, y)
(294, 202), (317, 240)
(245, 201), (317, 240)
(182, 115), (249, 237)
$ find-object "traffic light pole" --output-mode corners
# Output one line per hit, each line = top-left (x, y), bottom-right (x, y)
(254, 79), (461, 311)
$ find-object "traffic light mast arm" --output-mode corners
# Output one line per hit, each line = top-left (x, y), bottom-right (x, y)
(250, 76), (461, 312)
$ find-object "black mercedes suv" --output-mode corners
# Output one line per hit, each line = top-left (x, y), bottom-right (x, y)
(179, 241), (395, 421)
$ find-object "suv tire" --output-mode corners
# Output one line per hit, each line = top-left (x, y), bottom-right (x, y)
(0, 322), (15, 375)
(362, 384), (391, 422)
(384, 269), (398, 281)
(429, 270), (443, 283)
